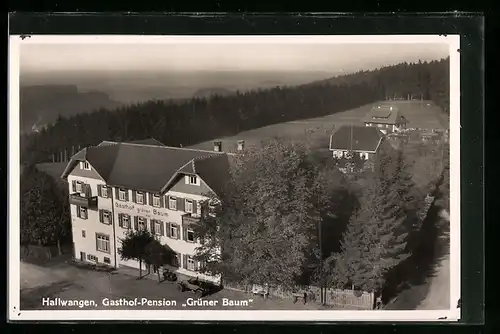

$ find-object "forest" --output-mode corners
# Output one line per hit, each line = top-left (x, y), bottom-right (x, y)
(20, 57), (449, 166)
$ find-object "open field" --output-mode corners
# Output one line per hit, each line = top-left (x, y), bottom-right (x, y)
(188, 100), (449, 152)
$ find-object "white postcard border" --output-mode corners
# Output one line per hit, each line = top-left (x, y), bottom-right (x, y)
(8, 34), (461, 322)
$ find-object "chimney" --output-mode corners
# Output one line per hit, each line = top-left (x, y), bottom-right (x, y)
(213, 141), (222, 152)
(237, 140), (245, 151)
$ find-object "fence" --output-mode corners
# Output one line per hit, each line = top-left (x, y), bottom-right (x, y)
(222, 280), (375, 310)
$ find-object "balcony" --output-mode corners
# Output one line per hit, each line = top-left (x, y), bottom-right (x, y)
(182, 213), (200, 226)
(69, 193), (98, 209)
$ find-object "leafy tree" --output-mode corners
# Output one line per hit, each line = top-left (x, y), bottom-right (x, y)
(118, 229), (155, 279)
(20, 166), (71, 251)
(144, 240), (173, 282)
(195, 139), (327, 289)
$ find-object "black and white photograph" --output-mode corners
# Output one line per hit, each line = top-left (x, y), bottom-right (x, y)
(9, 35), (460, 321)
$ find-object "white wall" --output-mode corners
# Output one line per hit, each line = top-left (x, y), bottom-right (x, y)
(67, 167), (116, 267)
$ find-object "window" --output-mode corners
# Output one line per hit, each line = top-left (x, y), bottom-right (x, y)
(187, 175), (198, 185)
(75, 181), (83, 193)
(120, 214), (130, 229)
(187, 256), (196, 271)
(78, 206), (87, 219)
(104, 257), (111, 264)
(168, 196), (177, 210)
(101, 186), (108, 198)
(136, 191), (144, 204)
(169, 224), (179, 239)
(82, 230), (86, 238)
(103, 211), (111, 224)
(83, 161), (91, 170)
(137, 217), (146, 231)
(187, 228), (195, 242)
(185, 199), (194, 213)
(119, 189), (126, 201)
(87, 254), (97, 262)
(96, 234), (110, 253)
(171, 253), (180, 267)
(152, 195), (161, 207)
(154, 221), (162, 235)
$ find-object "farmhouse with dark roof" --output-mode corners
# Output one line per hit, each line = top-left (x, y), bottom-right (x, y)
(60, 140), (231, 284)
(363, 105), (408, 134)
(329, 125), (384, 161)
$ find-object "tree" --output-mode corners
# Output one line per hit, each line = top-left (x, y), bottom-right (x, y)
(118, 229), (155, 279)
(327, 178), (410, 295)
(194, 139), (325, 289)
(144, 240), (173, 282)
(20, 166), (71, 251)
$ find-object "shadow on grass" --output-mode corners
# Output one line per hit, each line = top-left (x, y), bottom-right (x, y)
(382, 203), (450, 309)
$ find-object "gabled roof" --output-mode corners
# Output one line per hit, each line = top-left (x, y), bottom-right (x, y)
(363, 105), (407, 125)
(61, 141), (229, 195)
(329, 125), (384, 153)
(126, 138), (165, 146)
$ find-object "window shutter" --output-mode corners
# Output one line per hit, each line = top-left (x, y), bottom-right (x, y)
(176, 225), (180, 239)
(160, 221), (164, 236)
(149, 193), (153, 207)
(97, 185), (102, 197)
(160, 195), (164, 208)
(115, 188), (119, 200)
(76, 206), (81, 218)
(183, 226), (188, 241)
(183, 254), (187, 269)
(118, 213), (123, 228)
(107, 187), (112, 198)
(72, 180), (76, 192)
(134, 216), (138, 230)
(86, 184), (92, 197)
(192, 200), (197, 214)
(125, 190), (129, 201)
(150, 220), (154, 232)
(99, 209), (103, 223)
(177, 197), (185, 212)
(132, 190), (137, 203)
(108, 211), (113, 225)
(166, 223), (171, 237)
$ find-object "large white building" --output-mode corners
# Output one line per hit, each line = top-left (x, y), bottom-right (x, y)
(61, 139), (232, 284)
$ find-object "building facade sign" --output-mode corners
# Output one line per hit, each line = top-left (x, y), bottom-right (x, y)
(115, 202), (169, 218)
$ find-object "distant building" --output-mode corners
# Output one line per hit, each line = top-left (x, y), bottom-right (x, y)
(363, 105), (408, 134)
(329, 125), (384, 161)
(60, 140), (232, 284)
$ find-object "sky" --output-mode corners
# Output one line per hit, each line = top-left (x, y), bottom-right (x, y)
(20, 42), (450, 74)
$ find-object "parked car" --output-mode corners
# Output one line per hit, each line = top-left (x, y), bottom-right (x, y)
(177, 277), (210, 298)
(162, 269), (177, 282)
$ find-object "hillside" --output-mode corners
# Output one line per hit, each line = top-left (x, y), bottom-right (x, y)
(192, 87), (234, 99)
(20, 85), (122, 133)
(21, 58), (449, 166)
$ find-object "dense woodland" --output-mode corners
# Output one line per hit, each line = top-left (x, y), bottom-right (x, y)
(21, 57), (449, 166)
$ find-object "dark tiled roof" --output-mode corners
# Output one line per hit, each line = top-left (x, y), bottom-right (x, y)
(126, 138), (165, 146)
(192, 154), (230, 195)
(61, 142), (229, 195)
(329, 125), (384, 152)
(363, 105), (407, 125)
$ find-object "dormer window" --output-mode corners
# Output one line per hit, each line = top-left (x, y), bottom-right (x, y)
(185, 175), (199, 186)
(81, 161), (91, 170)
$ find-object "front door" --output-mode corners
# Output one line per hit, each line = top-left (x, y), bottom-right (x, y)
(80, 252), (86, 261)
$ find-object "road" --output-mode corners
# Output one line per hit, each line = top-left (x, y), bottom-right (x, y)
(20, 258), (320, 311)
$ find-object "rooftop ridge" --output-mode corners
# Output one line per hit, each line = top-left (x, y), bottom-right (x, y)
(118, 141), (227, 154)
